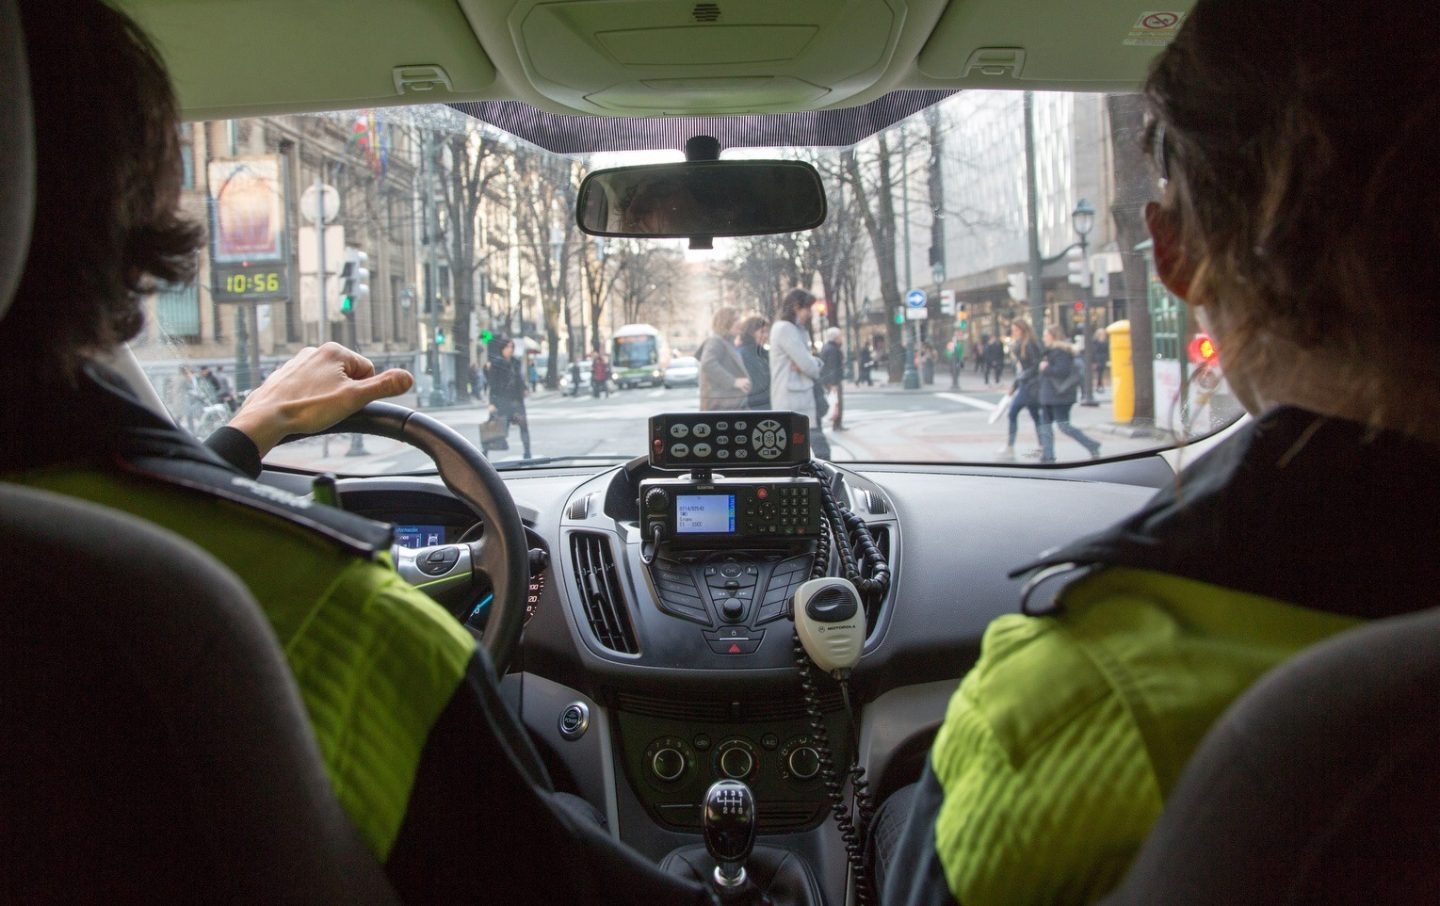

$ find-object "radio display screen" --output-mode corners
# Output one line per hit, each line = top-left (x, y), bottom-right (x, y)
(394, 524), (447, 549)
(676, 494), (736, 534)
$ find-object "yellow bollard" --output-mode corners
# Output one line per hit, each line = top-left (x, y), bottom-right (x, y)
(1106, 320), (1134, 423)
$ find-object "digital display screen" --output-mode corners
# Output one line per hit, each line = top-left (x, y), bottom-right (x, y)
(676, 495), (735, 534)
(394, 524), (446, 549)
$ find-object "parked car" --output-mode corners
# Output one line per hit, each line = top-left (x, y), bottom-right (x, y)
(661, 356), (699, 389)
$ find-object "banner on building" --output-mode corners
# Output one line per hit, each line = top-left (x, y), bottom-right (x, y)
(209, 157), (285, 262)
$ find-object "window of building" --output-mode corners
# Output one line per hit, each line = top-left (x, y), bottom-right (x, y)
(178, 123), (194, 188)
(154, 282), (201, 341)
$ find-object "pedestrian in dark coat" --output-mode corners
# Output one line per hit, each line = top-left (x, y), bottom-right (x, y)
(484, 336), (532, 458)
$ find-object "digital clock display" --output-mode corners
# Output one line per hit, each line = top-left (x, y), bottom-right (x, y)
(213, 262), (288, 301)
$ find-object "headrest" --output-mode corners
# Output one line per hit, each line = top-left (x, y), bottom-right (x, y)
(0, 0), (35, 320)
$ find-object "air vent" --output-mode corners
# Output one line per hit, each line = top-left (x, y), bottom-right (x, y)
(691, 2), (721, 23)
(570, 532), (640, 655)
(850, 523), (891, 639)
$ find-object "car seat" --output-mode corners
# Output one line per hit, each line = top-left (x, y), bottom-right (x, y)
(0, 3), (397, 900)
(1101, 605), (1440, 904)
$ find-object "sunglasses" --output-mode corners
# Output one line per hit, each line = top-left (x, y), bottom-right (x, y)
(1152, 122), (1173, 189)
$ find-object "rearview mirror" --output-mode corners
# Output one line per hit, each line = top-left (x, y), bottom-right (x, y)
(576, 161), (826, 239)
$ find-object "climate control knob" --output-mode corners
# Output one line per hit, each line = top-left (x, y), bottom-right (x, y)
(787, 746), (822, 781)
(652, 747), (687, 782)
(715, 739), (758, 780)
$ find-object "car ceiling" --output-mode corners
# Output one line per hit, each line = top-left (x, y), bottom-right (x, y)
(117, 0), (1192, 148)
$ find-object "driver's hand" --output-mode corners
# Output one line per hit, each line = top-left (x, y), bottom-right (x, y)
(226, 343), (413, 457)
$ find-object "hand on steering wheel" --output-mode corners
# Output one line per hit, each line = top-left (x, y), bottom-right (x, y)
(286, 401), (530, 671)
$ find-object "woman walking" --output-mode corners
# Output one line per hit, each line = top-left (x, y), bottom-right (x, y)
(698, 307), (752, 410)
(1037, 325), (1102, 461)
(484, 336), (532, 459)
(737, 314), (771, 409)
(996, 318), (1043, 461)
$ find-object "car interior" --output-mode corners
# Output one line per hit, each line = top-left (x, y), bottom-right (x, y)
(2, 0), (1437, 903)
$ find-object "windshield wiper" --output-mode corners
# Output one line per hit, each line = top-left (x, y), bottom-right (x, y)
(489, 454), (633, 471)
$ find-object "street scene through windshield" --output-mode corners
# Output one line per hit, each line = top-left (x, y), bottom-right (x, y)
(139, 93), (1240, 473)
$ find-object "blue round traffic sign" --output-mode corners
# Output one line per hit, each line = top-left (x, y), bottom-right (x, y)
(905, 289), (928, 308)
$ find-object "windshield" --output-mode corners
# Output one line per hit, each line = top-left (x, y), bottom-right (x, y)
(137, 93), (1241, 474)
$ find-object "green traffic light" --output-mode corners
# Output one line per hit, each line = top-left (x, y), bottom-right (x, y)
(480, 329), (494, 344)
(340, 295), (353, 314)
(893, 311), (904, 325)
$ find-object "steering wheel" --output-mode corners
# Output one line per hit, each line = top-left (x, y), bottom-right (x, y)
(292, 401), (530, 671)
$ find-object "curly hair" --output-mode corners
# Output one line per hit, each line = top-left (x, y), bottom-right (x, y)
(1144, 0), (1440, 430)
(5, 0), (204, 383)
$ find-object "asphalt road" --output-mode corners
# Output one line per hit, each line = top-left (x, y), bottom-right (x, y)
(262, 378), (1170, 476)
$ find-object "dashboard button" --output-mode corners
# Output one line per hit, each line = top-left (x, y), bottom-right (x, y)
(692, 423), (711, 438)
(716, 449), (730, 459)
(670, 424), (689, 439)
(736, 450), (749, 459)
(734, 420), (747, 430)
(670, 443), (689, 457)
(693, 443), (712, 457)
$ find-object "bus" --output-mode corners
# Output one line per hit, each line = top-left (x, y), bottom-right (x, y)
(609, 324), (667, 389)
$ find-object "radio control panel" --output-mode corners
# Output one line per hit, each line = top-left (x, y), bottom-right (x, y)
(641, 476), (823, 544)
(649, 411), (811, 469)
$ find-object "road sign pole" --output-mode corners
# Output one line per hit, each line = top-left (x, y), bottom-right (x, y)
(903, 289), (927, 389)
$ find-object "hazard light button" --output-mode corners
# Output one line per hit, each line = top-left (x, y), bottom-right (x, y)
(702, 628), (764, 655)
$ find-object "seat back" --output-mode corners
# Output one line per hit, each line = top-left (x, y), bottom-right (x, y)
(1102, 605), (1440, 905)
(0, 4), (395, 897)
(0, 485), (400, 903)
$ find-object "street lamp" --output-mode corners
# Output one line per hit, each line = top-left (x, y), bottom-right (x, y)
(1072, 198), (1099, 407)
(931, 261), (945, 387)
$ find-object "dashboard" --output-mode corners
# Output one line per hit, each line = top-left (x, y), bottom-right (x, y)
(262, 431), (1177, 902)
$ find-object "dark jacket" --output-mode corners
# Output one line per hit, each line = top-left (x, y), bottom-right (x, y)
(1037, 345), (1079, 405)
(1, 365), (712, 906)
(1012, 339), (1043, 403)
(883, 406), (1440, 906)
(486, 355), (526, 413)
(739, 341), (771, 409)
(819, 340), (844, 387)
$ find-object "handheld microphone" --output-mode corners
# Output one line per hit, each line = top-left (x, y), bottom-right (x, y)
(792, 577), (866, 674)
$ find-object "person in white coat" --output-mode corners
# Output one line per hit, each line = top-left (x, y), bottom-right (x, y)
(769, 288), (831, 459)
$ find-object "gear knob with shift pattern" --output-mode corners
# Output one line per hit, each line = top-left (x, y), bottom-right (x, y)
(702, 779), (757, 889)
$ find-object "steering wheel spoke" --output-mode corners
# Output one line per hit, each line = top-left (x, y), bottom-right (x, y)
(281, 402), (529, 670)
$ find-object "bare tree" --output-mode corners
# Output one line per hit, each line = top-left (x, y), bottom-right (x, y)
(431, 121), (501, 391)
(611, 241), (684, 324)
(841, 139), (905, 381)
(1106, 93), (1158, 424)
(513, 147), (580, 388)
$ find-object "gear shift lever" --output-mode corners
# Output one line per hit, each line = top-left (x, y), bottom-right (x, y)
(702, 779), (757, 889)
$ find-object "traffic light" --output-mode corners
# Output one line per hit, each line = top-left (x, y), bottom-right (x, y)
(1188, 332), (1219, 365)
(1066, 248), (1089, 287)
(435, 326), (446, 346)
(480, 329), (494, 345)
(957, 309), (969, 330)
(893, 310), (904, 325)
(1006, 272), (1027, 301)
(814, 299), (828, 318)
(1073, 300), (1084, 313)
(339, 248), (369, 317)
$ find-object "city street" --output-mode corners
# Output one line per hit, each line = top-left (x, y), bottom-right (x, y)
(263, 375), (1169, 476)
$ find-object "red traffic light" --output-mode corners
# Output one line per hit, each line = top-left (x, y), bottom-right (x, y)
(1188, 332), (1219, 365)
(1072, 300), (1084, 312)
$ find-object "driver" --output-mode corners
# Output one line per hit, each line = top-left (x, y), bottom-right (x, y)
(0, 2), (711, 904)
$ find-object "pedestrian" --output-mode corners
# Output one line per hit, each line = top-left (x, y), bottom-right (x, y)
(526, 355), (539, 393)
(1092, 327), (1110, 392)
(468, 362), (482, 401)
(769, 288), (831, 459)
(858, 343), (875, 386)
(737, 314), (771, 409)
(997, 318), (1043, 461)
(948, 330), (966, 389)
(1037, 325), (1103, 461)
(979, 335), (1002, 386)
(819, 326), (846, 430)
(484, 336), (532, 458)
(698, 306), (751, 410)
(568, 358), (583, 397)
(591, 353), (610, 398)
